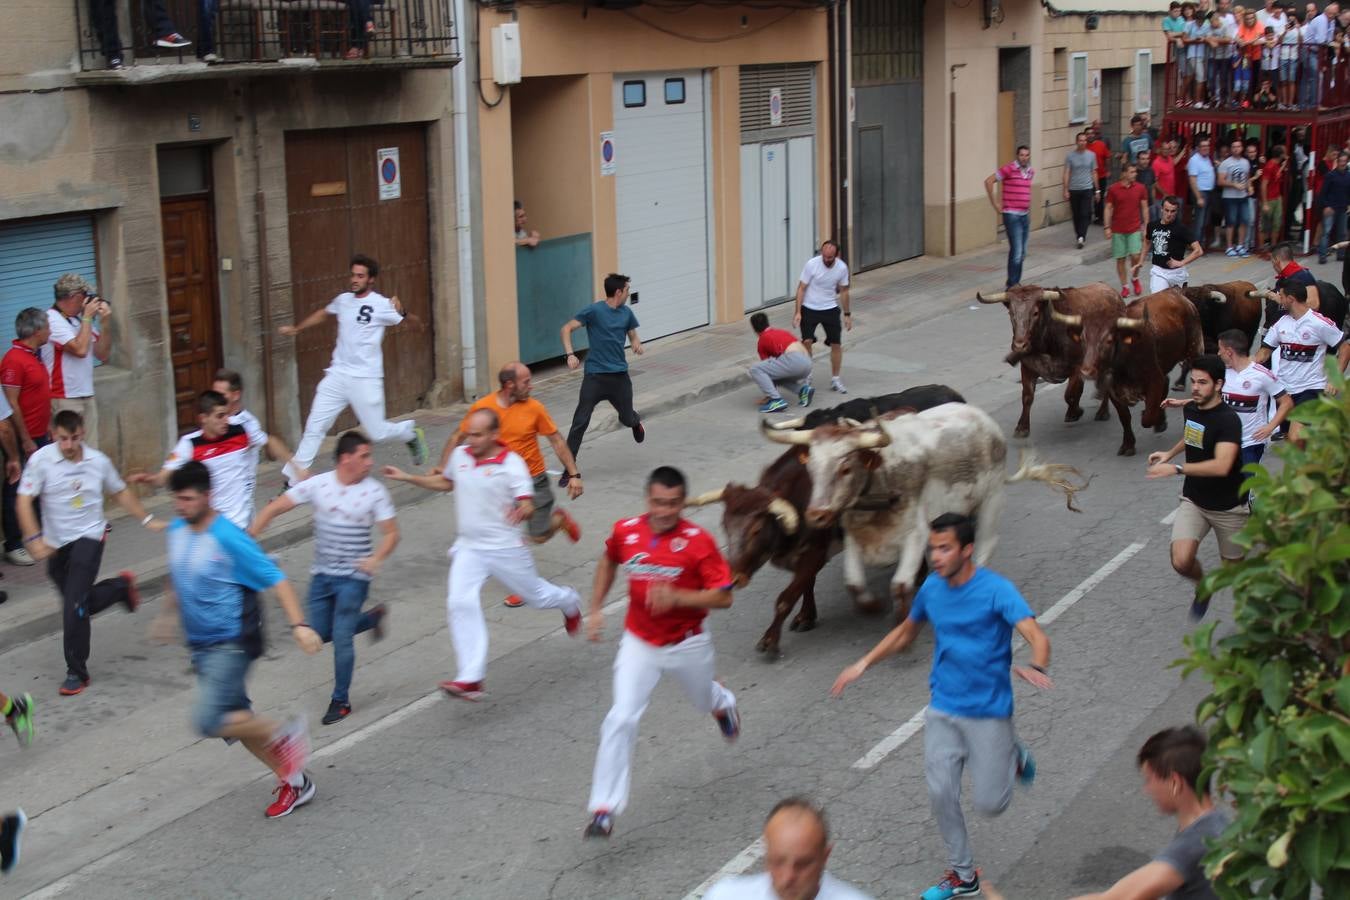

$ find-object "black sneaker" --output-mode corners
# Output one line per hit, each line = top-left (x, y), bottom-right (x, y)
(368, 604), (387, 642)
(1189, 595), (1210, 622)
(632, 422), (645, 444)
(107, 57), (123, 70)
(321, 701), (351, 726)
(584, 811), (613, 839)
(0, 810), (25, 874)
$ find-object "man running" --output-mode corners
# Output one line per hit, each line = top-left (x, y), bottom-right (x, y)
(748, 311), (815, 412)
(18, 410), (162, 696)
(0, 687), (34, 875)
(1254, 279), (1349, 443)
(831, 512), (1051, 900)
(250, 431), (396, 725)
(792, 240), (852, 394)
(560, 273), (644, 485)
(1217, 328), (1292, 467)
(384, 409), (582, 701)
(212, 368), (307, 483)
(703, 798), (873, 900)
(435, 362), (583, 608)
(1135, 196), (1204, 294)
(149, 461), (322, 819)
(1147, 354), (1247, 620)
(583, 466), (740, 839)
(130, 390), (273, 529)
(279, 255), (427, 480)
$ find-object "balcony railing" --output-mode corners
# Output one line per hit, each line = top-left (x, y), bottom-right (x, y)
(1161, 37), (1350, 114)
(75, 0), (457, 74)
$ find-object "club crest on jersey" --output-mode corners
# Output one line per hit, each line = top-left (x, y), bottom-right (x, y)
(621, 552), (683, 580)
(671, 537), (688, 552)
(623, 533), (640, 544)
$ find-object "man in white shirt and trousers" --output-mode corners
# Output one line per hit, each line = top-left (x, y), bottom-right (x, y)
(280, 254), (428, 481)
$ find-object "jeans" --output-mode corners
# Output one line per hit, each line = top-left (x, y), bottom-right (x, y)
(48, 537), (130, 682)
(307, 573), (378, 703)
(1300, 49), (1321, 108)
(190, 641), (252, 737)
(1320, 206), (1346, 261)
(1192, 199), (1211, 242)
(1240, 444), (1266, 467)
(1094, 177), (1108, 223)
(1207, 57), (1230, 104)
(566, 372), (640, 464)
(1068, 189), (1094, 241)
(1003, 212), (1029, 287)
(197, 0), (219, 54)
(2, 433), (49, 552)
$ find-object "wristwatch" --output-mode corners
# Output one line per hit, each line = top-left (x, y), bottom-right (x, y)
(1174, 463), (1184, 475)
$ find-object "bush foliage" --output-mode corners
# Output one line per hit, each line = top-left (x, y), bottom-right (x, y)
(1182, 364), (1350, 899)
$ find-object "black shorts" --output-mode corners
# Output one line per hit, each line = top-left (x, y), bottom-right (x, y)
(801, 306), (842, 345)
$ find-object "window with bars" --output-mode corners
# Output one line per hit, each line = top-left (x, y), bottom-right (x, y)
(852, 0), (923, 86)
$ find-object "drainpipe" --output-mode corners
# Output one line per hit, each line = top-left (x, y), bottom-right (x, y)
(833, 0), (850, 256)
(948, 63), (967, 256)
(250, 89), (278, 435)
(452, 0), (478, 395)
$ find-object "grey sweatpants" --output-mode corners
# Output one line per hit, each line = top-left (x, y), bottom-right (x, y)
(924, 707), (1019, 881)
(748, 352), (813, 400)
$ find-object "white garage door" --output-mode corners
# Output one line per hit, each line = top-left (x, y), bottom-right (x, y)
(613, 71), (710, 341)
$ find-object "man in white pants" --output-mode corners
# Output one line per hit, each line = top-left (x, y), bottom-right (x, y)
(583, 466), (740, 839)
(384, 408), (581, 701)
(1134, 196), (1204, 294)
(280, 254), (427, 481)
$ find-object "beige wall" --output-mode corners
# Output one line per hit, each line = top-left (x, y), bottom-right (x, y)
(475, 4), (830, 371)
(1040, 12), (1167, 228)
(511, 77), (594, 239)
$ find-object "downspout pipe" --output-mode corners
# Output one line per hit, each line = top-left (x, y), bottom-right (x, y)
(452, 0), (478, 396)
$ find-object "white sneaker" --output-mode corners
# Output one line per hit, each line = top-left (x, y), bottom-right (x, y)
(6, 548), (35, 567)
(830, 377), (848, 394)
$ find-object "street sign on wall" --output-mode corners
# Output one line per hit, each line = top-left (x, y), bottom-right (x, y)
(378, 147), (401, 200)
(600, 131), (616, 176)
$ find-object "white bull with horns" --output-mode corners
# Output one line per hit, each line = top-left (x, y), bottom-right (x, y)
(761, 402), (1085, 617)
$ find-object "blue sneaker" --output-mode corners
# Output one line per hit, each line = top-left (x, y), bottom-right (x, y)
(799, 384), (815, 407)
(713, 706), (741, 742)
(758, 398), (789, 414)
(1016, 741), (1036, 787)
(921, 870), (980, 899)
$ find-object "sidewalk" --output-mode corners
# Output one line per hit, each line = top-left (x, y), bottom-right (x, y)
(0, 221), (1106, 648)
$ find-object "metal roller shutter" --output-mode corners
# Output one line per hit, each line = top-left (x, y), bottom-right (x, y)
(740, 64), (815, 143)
(0, 216), (98, 345)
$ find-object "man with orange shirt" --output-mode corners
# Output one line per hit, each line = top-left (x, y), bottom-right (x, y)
(435, 362), (582, 607)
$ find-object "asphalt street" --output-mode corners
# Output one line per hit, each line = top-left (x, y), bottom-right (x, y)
(0, 243), (1283, 899)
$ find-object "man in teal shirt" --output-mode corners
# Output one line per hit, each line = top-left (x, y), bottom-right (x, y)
(559, 273), (645, 486)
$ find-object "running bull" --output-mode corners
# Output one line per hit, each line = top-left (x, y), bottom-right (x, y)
(692, 385), (965, 655)
(761, 402), (1085, 619)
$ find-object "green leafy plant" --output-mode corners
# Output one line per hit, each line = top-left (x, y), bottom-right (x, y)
(1181, 362), (1350, 899)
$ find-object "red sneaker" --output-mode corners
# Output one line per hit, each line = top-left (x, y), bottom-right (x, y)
(265, 774), (315, 819)
(564, 609), (582, 637)
(120, 570), (141, 613)
(503, 595), (525, 608)
(1132, 278), (1143, 296)
(1120, 285), (1131, 299)
(439, 680), (484, 701)
(344, 47), (363, 60)
(556, 508), (582, 543)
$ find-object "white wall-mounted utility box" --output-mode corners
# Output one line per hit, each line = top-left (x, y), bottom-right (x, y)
(491, 23), (522, 85)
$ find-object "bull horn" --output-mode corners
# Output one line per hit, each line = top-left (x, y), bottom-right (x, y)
(1116, 316), (1145, 330)
(761, 418), (814, 445)
(1048, 301), (1082, 327)
(840, 417), (864, 428)
(976, 291), (1008, 303)
(1262, 289), (1279, 300)
(857, 429), (892, 449)
(1040, 290), (1062, 302)
(1209, 291), (1227, 303)
(766, 498), (799, 535)
(1245, 290), (1262, 299)
(767, 415), (806, 431)
(687, 487), (725, 507)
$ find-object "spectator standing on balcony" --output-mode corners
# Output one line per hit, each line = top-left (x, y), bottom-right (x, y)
(1063, 132), (1099, 249)
(2, 309), (53, 568)
(1184, 11), (1213, 106)
(1105, 162), (1150, 298)
(514, 201), (541, 249)
(1218, 138), (1252, 257)
(1302, 3), (1337, 108)
(1210, 3), (1239, 106)
(1179, 3), (1202, 104)
(1123, 116), (1154, 162)
(1317, 151), (1350, 264)
(1164, 2), (1188, 38)
(1188, 136), (1217, 244)
(1088, 124), (1112, 223)
(1236, 7), (1265, 101)
(345, 0), (377, 60)
(985, 145), (1035, 289)
(1262, 146), (1289, 247)
(87, 0), (190, 70)
(43, 275), (109, 450)
(1252, 74), (1278, 107)
(1260, 25), (1282, 96)
(1280, 10), (1305, 108)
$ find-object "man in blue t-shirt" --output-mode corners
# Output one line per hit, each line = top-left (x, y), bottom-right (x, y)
(831, 513), (1054, 900)
(558, 273), (645, 486)
(149, 460), (324, 820)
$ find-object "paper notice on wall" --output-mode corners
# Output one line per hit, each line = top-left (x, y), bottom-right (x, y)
(769, 88), (783, 127)
(378, 147), (401, 201)
(600, 131), (616, 176)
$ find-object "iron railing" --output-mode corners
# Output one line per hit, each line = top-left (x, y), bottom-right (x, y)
(76, 0), (457, 72)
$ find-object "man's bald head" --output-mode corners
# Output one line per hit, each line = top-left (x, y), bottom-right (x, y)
(763, 798), (832, 900)
(463, 407), (501, 458)
(497, 361), (534, 400)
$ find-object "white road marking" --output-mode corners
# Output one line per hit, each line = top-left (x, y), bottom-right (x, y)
(685, 538), (1152, 896)
(24, 850), (129, 899)
(1160, 508), (1179, 525)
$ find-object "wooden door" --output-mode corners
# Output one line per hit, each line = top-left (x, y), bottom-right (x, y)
(161, 197), (221, 431)
(284, 125), (434, 426)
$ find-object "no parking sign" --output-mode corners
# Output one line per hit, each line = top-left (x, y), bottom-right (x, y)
(599, 131), (616, 177)
(377, 147), (401, 201)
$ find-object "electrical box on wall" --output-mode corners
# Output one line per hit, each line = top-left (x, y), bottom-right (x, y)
(491, 24), (521, 85)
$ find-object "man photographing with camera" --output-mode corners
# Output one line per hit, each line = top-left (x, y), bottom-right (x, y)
(45, 275), (112, 449)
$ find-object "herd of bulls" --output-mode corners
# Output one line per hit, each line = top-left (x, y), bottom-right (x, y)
(691, 278), (1349, 657)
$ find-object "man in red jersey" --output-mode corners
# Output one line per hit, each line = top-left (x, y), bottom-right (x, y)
(583, 466), (740, 839)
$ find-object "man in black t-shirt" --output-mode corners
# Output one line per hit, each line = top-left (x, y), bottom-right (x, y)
(1146, 354), (1246, 620)
(1135, 196), (1204, 295)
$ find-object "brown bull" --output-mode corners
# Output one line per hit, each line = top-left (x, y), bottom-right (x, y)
(1073, 288), (1203, 455)
(977, 283), (1124, 438)
(1174, 281), (1261, 389)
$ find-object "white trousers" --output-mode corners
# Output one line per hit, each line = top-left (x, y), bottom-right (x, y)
(587, 630), (737, 815)
(445, 544), (580, 683)
(289, 371), (415, 475)
(1149, 264), (1189, 294)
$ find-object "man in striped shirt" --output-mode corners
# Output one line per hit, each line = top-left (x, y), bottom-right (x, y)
(250, 431), (398, 725)
(985, 146), (1035, 288)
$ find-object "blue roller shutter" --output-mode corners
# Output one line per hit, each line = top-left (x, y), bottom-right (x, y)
(0, 216), (98, 346)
